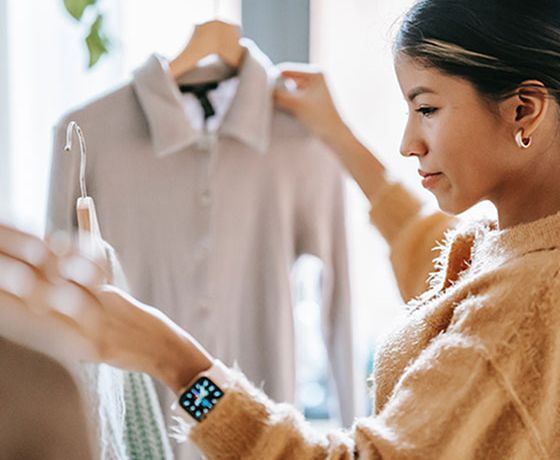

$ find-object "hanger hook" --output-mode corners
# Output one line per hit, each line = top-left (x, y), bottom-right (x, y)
(64, 121), (88, 199)
(214, 0), (220, 17)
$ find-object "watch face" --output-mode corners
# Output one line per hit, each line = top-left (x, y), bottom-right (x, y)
(179, 376), (224, 422)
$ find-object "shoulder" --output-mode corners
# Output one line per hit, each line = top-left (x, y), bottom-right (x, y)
(271, 108), (309, 138)
(269, 108), (342, 175)
(54, 81), (136, 131)
(449, 248), (560, 355)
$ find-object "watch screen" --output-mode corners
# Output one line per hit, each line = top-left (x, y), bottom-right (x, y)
(179, 376), (224, 422)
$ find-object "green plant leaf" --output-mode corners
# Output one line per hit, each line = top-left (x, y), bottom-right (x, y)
(63, 0), (96, 20)
(85, 14), (110, 68)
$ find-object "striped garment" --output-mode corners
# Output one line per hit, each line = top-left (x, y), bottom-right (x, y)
(76, 243), (173, 460)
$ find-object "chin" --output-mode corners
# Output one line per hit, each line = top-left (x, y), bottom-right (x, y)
(434, 194), (475, 216)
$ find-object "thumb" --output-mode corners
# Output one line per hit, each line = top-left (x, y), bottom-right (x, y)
(274, 87), (301, 112)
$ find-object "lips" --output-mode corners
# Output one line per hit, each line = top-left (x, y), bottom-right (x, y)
(420, 170), (444, 189)
(418, 169), (442, 178)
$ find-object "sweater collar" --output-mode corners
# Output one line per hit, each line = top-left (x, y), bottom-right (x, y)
(471, 209), (560, 267)
(428, 209), (560, 295)
(132, 39), (276, 157)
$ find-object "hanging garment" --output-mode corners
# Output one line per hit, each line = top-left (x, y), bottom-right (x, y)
(47, 40), (355, 443)
(75, 243), (173, 460)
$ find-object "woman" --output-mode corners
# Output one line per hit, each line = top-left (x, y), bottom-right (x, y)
(3, 0), (560, 457)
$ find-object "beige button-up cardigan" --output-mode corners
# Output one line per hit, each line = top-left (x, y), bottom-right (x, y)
(46, 40), (356, 440)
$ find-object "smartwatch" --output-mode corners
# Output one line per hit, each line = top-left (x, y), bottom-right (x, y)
(177, 359), (230, 423)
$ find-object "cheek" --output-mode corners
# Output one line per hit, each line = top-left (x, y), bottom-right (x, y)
(447, 148), (497, 194)
(438, 144), (503, 214)
(421, 97), (510, 213)
(429, 125), (500, 212)
(433, 109), (501, 175)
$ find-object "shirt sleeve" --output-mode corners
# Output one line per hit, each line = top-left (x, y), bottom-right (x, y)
(189, 331), (537, 459)
(294, 137), (355, 427)
(368, 182), (457, 302)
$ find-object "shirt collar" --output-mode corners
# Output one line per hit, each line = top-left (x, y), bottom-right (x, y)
(132, 38), (276, 157)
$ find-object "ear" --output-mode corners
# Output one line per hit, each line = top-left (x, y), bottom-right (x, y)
(502, 80), (549, 137)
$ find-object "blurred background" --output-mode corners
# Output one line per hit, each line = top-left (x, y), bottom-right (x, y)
(0, 0), (495, 428)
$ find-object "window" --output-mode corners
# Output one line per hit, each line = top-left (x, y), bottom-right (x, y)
(0, 0), (11, 221)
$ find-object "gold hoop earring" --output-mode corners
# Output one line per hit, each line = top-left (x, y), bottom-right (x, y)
(515, 129), (532, 149)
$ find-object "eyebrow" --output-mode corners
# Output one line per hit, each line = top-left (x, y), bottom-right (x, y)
(407, 86), (437, 102)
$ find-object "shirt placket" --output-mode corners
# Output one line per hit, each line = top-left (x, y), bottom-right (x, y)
(194, 119), (219, 354)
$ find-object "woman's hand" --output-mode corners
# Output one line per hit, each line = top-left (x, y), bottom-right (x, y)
(93, 286), (213, 392)
(274, 64), (346, 140)
(274, 64), (388, 200)
(0, 224), (212, 393)
(0, 224), (106, 357)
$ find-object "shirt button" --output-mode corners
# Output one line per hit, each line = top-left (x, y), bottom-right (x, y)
(195, 241), (210, 260)
(200, 190), (212, 207)
(199, 299), (210, 312)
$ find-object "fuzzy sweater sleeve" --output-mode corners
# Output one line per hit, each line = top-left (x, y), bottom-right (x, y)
(368, 182), (457, 302)
(189, 331), (534, 459)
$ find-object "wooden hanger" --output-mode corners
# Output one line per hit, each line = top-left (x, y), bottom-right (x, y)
(168, 19), (246, 81)
(65, 122), (109, 280)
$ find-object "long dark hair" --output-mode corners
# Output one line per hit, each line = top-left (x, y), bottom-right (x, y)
(395, 0), (560, 104)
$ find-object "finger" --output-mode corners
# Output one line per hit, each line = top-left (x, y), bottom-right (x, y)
(0, 285), (82, 338)
(0, 224), (55, 277)
(48, 306), (86, 332)
(0, 282), (28, 315)
(0, 248), (102, 318)
(0, 289), (45, 347)
(0, 252), (59, 315)
(273, 87), (297, 102)
(273, 90), (300, 111)
(45, 281), (103, 324)
(47, 232), (110, 284)
(0, 280), (96, 362)
(278, 75), (313, 90)
(46, 230), (74, 258)
(48, 230), (110, 283)
(58, 252), (108, 289)
(0, 250), (76, 317)
(0, 252), (37, 301)
(277, 62), (322, 75)
(49, 230), (110, 287)
(0, 241), (105, 317)
(278, 72), (314, 85)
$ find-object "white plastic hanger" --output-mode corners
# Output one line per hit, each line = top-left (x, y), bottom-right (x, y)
(168, 15), (246, 81)
(65, 121), (107, 271)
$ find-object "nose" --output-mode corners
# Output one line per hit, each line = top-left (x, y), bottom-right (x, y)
(400, 120), (428, 158)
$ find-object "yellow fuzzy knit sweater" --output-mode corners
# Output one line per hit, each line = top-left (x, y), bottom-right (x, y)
(190, 182), (560, 459)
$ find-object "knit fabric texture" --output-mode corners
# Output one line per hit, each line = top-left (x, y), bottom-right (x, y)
(188, 183), (560, 459)
(123, 372), (174, 460)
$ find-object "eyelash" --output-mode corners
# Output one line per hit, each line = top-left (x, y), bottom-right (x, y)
(415, 107), (438, 118)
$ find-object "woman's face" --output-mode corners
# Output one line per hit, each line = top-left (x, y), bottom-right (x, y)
(395, 55), (518, 215)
